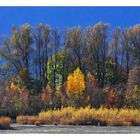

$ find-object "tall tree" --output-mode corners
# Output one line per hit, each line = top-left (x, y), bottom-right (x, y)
(111, 27), (120, 84)
(87, 22), (109, 87)
(12, 24), (33, 73)
(34, 23), (51, 88)
(48, 28), (60, 92)
(64, 27), (84, 70)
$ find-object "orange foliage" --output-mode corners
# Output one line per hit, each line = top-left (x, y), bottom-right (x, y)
(16, 116), (39, 124)
(66, 68), (85, 97)
(105, 89), (120, 108)
(10, 82), (20, 91)
(0, 117), (11, 129)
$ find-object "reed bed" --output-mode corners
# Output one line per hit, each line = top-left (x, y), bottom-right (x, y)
(16, 116), (39, 125)
(16, 107), (140, 126)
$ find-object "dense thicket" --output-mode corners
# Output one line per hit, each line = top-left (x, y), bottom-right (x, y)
(0, 22), (140, 117)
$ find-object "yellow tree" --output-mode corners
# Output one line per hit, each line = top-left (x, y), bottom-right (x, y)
(10, 82), (20, 91)
(66, 68), (85, 106)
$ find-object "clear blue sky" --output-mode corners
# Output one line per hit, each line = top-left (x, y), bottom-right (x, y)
(0, 7), (140, 35)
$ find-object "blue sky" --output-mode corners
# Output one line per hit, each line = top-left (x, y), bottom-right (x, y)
(0, 7), (140, 35)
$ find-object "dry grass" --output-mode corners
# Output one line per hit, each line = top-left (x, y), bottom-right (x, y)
(16, 116), (39, 124)
(117, 109), (140, 126)
(39, 107), (75, 125)
(38, 107), (140, 126)
(16, 107), (140, 126)
(0, 117), (11, 129)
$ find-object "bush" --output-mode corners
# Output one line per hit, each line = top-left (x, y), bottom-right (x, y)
(16, 116), (39, 124)
(72, 107), (97, 125)
(1, 87), (30, 118)
(38, 107), (140, 126)
(0, 117), (11, 129)
(104, 88), (120, 108)
(39, 107), (75, 125)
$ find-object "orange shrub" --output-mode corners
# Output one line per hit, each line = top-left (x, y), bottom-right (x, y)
(16, 116), (39, 124)
(0, 117), (11, 129)
(39, 107), (75, 125)
(18, 107), (140, 126)
(38, 107), (140, 126)
(105, 89), (120, 108)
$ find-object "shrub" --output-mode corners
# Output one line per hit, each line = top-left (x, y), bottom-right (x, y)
(72, 107), (97, 125)
(105, 88), (120, 108)
(0, 117), (11, 129)
(38, 107), (140, 126)
(16, 116), (39, 124)
(117, 109), (140, 125)
(16, 116), (28, 124)
(39, 107), (75, 125)
(1, 87), (30, 118)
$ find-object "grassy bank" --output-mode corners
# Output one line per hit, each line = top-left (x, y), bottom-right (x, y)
(16, 107), (140, 126)
(0, 117), (11, 129)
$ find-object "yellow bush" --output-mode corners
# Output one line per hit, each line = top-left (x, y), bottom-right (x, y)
(72, 107), (95, 124)
(16, 116), (39, 124)
(117, 109), (140, 125)
(16, 116), (28, 124)
(39, 107), (75, 124)
(18, 107), (140, 126)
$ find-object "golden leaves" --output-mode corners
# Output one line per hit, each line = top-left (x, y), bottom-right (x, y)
(10, 82), (20, 91)
(66, 68), (85, 97)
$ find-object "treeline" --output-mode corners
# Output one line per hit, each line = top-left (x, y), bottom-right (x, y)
(0, 22), (140, 117)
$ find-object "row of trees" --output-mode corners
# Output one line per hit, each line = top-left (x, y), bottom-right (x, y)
(0, 22), (140, 117)
(0, 65), (139, 118)
(1, 22), (140, 89)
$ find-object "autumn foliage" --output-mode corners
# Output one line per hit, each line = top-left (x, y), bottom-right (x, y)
(16, 116), (39, 124)
(66, 68), (85, 97)
(105, 89), (120, 108)
(0, 117), (11, 129)
(31, 107), (140, 126)
(2, 22), (140, 122)
(65, 68), (86, 107)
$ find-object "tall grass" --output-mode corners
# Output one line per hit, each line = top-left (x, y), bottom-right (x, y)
(16, 107), (140, 126)
(39, 107), (75, 125)
(38, 107), (140, 126)
(16, 116), (39, 124)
